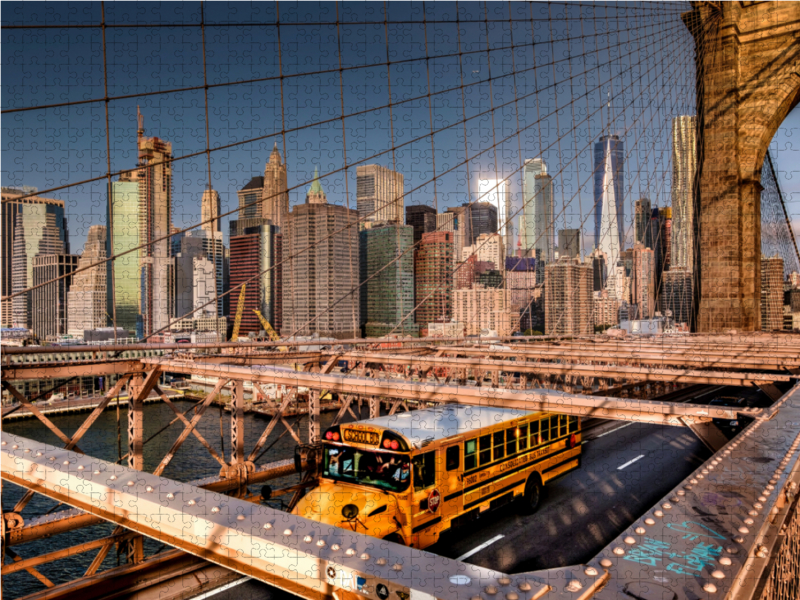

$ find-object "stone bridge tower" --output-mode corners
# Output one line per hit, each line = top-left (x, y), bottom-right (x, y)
(683, 1), (800, 332)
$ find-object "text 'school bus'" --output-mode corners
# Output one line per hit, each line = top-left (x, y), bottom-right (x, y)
(291, 405), (581, 549)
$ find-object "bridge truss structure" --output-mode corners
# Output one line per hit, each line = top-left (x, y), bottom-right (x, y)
(3, 332), (800, 600)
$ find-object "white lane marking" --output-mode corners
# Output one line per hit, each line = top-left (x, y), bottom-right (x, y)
(457, 534), (505, 561)
(617, 455), (645, 470)
(595, 422), (633, 439)
(192, 577), (252, 599)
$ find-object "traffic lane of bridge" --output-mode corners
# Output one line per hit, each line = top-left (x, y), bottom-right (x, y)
(428, 421), (712, 573)
(206, 422), (711, 600)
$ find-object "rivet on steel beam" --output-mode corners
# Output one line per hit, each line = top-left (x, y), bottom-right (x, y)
(331, 543), (340, 550)
(719, 557), (732, 566)
(703, 583), (717, 593)
(696, 474), (704, 480)
(756, 545), (768, 558)
(2, 441), (7, 446)
(12, 444), (18, 449)
(600, 558), (612, 568)
(766, 484), (774, 490)
(613, 547), (625, 556)
(584, 567), (598, 577)
(167, 493), (175, 500)
(518, 582), (532, 591)
(36, 452), (43, 457)
(738, 527), (749, 534)
(690, 479), (698, 484)
(303, 535), (313, 543)
(283, 529), (293, 535)
(48, 456), (55, 461)
(635, 527), (646, 535)
(63, 460), (70, 465)
(392, 564), (402, 571)
(237, 514), (246, 521)
(187, 499), (196, 506)
(754, 503), (763, 509)
(726, 547), (739, 554)
(748, 510), (758, 517)
(678, 490), (687, 496)
(758, 496), (767, 502)
(78, 465), (85, 471)
(654, 510), (664, 518)
(565, 580), (583, 593)
(734, 536), (745, 544)
(93, 470), (101, 475)
(645, 518), (655, 525)
(361, 553), (370, 560)
(126, 480), (135, 486)
(377, 557), (388, 566)
(110, 475), (117, 480)
(624, 537), (636, 545)
(146, 485), (154, 493)
(744, 518), (754, 525)
(711, 570), (725, 579)
(505, 592), (518, 600)
(484, 586), (498, 595)
(498, 577), (511, 586)
(662, 503), (672, 510)
(346, 549), (356, 556)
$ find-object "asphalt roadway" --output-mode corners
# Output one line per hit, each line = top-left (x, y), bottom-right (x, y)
(203, 420), (712, 599)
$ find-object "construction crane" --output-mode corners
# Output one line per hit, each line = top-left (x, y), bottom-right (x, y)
(230, 283), (247, 342)
(253, 309), (289, 352)
(253, 309), (280, 342)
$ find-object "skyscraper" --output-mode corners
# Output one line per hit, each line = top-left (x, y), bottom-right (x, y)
(262, 143), (289, 231)
(68, 225), (108, 337)
(594, 134), (624, 296)
(634, 198), (652, 247)
(414, 231), (453, 334)
(282, 176), (359, 338)
(670, 116), (697, 270)
(305, 167), (327, 205)
(359, 224), (417, 337)
(229, 220), (282, 336)
(201, 186), (221, 234)
(357, 164), (404, 225)
(478, 178), (512, 255)
(173, 230), (226, 320)
(453, 285), (513, 336)
(558, 229), (581, 260)
(237, 176), (264, 219)
(405, 204), (437, 245)
(522, 159), (555, 262)
(467, 202), (498, 243)
(631, 242), (656, 319)
(32, 253), (78, 340)
(761, 255), (783, 331)
(107, 174), (140, 335)
(662, 268), (693, 326)
(544, 256), (593, 335)
(10, 196), (69, 329)
(0, 186), (69, 327)
(593, 134), (624, 256)
(136, 108), (173, 337)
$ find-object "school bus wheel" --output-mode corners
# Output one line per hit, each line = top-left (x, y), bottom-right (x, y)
(520, 473), (542, 515)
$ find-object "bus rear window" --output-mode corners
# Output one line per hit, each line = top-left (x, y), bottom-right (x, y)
(465, 439), (477, 471)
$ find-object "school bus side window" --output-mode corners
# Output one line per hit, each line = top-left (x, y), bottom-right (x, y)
(505, 428), (516, 455)
(541, 417), (551, 442)
(559, 415), (567, 437)
(568, 416), (579, 433)
(518, 423), (528, 450)
(446, 445), (460, 471)
(479, 435), (492, 465)
(530, 420), (540, 446)
(413, 451), (436, 491)
(493, 431), (505, 460)
(465, 439), (477, 471)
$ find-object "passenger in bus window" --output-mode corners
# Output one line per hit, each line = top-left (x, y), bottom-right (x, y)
(328, 450), (341, 475)
(392, 461), (410, 483)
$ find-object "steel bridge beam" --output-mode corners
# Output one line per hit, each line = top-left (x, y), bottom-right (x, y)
(329, 352), (789, 387)
(0, 434), (575, 600)
(142, 359), (743, 425)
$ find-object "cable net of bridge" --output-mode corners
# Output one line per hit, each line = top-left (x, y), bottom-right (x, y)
(4, 1), (794, 345)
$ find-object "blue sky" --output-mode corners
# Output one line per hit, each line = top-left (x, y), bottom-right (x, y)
(2, 1), (798, 255)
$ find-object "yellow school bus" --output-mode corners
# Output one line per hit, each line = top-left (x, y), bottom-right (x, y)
(292, 405), (581, 549)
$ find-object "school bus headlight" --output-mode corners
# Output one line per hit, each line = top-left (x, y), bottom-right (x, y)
(342, 504), (359, 520)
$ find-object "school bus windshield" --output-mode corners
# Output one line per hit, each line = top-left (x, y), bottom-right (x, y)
(323, 446), (411, 493)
